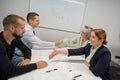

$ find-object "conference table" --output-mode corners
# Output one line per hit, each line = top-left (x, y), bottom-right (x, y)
(9, 48), (102, 80)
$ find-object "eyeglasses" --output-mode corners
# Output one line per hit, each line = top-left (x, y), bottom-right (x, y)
(81, 31), (87, 34)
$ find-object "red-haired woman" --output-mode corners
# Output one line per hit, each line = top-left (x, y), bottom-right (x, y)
(49, 29), (111, 80)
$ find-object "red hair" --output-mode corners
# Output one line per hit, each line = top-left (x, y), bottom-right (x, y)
(92, 29), (107, 45)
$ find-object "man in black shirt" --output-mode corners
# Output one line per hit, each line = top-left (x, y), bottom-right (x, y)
(0, 14), (48, 80)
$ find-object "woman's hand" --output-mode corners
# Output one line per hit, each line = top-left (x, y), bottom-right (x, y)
(48, 49), (58, 59)
(84, 61), (90, 67)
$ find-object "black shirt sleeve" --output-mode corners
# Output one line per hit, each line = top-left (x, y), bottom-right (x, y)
(0, 41), (37, 79)
(13, 38), (31, 59)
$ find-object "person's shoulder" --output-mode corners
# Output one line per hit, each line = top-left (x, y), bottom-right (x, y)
(25, 24), (33, 30)
(0, 32), (3, 38)
(98, 45), (111, 55)
(85, 43), (91, 48)
(0, 40), (3, 44)
(0, 32), (5, 46)
(0, 40), (6, 52)
(13, 38), (22, 43)
(99, 45), (109, 51)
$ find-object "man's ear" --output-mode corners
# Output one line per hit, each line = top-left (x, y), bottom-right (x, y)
(29, 19), (33, 24)
(9, 25), (15, 32)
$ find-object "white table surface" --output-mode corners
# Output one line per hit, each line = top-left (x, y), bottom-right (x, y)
(9, 49), (102, 80)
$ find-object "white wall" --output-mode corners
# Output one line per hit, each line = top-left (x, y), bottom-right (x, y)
(0, 0), (29, 31)
(0, 0), (120, 64)
(84, 0), (120, 47)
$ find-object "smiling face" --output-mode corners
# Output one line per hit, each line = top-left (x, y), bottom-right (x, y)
(81, 28), (88, 39)
(90, 31), (102, 48)
(89, 29), (107, 48)
(80, 26), (93, 40)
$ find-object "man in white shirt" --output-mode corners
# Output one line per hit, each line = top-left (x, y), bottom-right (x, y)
(12, 12), (55, 65)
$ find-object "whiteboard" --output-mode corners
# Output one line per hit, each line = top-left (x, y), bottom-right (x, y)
(30, 0), (87, 33)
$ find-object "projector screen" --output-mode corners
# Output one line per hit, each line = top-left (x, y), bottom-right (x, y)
(29, 0), (87, 33)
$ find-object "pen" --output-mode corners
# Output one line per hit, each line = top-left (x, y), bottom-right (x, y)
(46, 68), (58, 73)
(73, 74), (82, 78)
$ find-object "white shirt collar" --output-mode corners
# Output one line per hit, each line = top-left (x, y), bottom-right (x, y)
(25, 24), (34, 31)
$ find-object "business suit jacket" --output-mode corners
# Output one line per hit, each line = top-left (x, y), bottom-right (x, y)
(68, 44), (111, 80)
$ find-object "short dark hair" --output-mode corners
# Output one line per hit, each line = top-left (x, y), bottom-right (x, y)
(27, 12), (39, 23)
(2, 14), (25, 30)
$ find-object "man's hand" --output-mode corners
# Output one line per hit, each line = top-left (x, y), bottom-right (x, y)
(36, 60), (48, 69)
(17, 59), (30, 66)
(55, 40), (63, 46)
